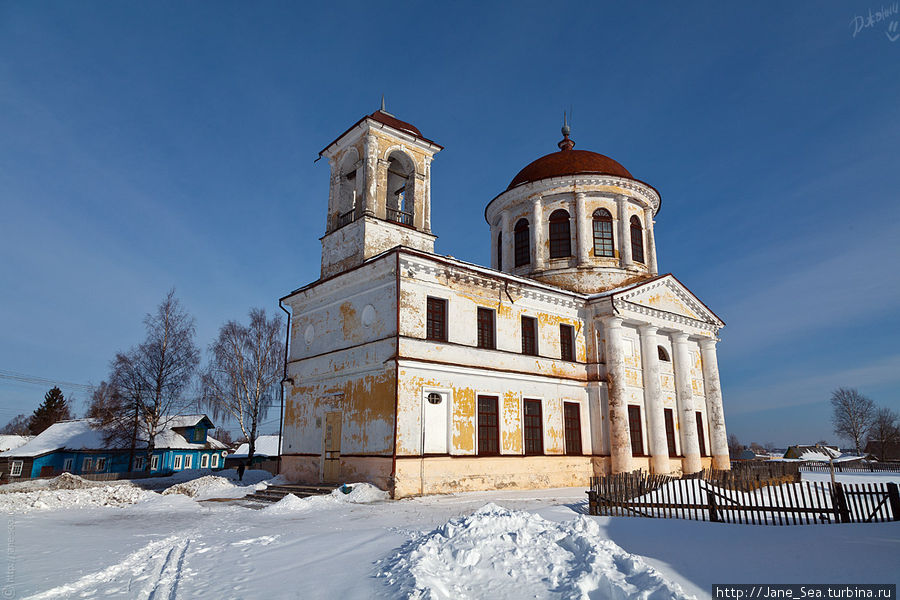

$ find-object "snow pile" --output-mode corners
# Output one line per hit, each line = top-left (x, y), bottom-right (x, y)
(264, 483), (388, 514)
(45, 472), (98, 490)
(162, 475), (243, 498)
(378, 503), (692, 600)
(0, 484), (154, 513)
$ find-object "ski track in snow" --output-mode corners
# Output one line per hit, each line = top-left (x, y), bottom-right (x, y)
(22, 534), (196, 600)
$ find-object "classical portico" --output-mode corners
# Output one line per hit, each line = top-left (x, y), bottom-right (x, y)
(592, 275), (728, 474)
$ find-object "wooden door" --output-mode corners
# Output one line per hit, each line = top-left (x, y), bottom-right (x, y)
(322, 411), (342, 483)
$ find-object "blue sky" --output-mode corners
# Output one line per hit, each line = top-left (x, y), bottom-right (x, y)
(1, 1), (898, 446)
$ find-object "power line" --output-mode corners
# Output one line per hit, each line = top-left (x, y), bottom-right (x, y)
(0, 369), (94, 393)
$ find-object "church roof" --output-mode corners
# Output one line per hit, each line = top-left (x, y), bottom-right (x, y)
(507, 148), (634, 190)
(319, 109), (442, 156)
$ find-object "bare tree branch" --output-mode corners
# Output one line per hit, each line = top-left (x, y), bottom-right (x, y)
(200, 308), (284, 465)
(830, 387), (875, 455)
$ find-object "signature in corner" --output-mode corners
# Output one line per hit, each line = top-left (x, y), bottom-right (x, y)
(887, 21), (900, 41)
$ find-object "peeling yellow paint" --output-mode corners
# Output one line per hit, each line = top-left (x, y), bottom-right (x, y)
(502, 390), (522, 454)
(453, 387), (476, 452)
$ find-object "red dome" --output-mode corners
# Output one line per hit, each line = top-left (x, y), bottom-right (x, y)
(507, 149), (633, 190)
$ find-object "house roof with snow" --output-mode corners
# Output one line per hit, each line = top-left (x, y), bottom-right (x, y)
(0, 435), (33, 452)
(0, 417), (226, 458)
(783, 445), (841, 461)
(231, 435), (280, 458)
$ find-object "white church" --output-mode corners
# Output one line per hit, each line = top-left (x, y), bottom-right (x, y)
(279, 106), (730, 498)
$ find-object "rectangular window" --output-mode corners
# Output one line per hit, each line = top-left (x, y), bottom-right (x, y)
(10, 461), (23, 477)
(477, 395), (499, 456)
(174, 455), (183, 470)
(523, 399), (543, 455)
(476, 308), (495, 350)
(696, 412), (707, 457)
(628, 405), (644, 456)
(184, 455), (193, 469)
(521, 316), (537, 356)
(193, 428), (205, 442)
(83, 458), (93, 472)
(95, 457), (107, 471)
(201, 454), (209, 468)
(564, 402), (583, 455)
(664, 409), (678, 457)
(63, 458), (73, 472)
(211, 454), (219, 468)
(559, 324), (575, 361)
(426, 297), (447, 341)
(150, 455), (159, 470)
(134, 457), (144, 471)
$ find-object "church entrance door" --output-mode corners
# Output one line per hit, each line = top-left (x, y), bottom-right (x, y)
(322, 411), (342, 483)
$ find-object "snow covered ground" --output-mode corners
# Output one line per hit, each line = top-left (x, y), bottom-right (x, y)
(1, 471), (898, 599)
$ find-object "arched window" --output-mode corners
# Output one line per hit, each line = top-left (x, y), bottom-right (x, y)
(514, 219), (530, 267)
(657, 346), (670, 362)
(336, 150), (360, 229)
(592, 209), (614, 257)
(548, 209), (571, 259)
(386, 151), (415, 226)
(630, 215), (645, 264)
(497, 232), (503, 270)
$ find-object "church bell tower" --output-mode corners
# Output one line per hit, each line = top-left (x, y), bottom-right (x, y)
(317, 103), (442, 279)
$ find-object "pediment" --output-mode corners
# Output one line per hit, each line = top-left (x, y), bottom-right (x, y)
(611, 275), (724, 328)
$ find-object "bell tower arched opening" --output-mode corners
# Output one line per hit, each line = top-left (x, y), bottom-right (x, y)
(385, 150), (415, 226)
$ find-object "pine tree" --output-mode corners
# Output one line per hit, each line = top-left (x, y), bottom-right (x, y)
(29, 386), (73, 435)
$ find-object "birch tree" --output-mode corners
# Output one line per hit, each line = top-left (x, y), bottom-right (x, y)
(200, 308), (284, 465)
(138, 290), (200, 467)
(98, 290), (199, 471)
(830, 387), (875, 455)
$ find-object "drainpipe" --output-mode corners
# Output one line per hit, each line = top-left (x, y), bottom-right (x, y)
(278, 299), (292, 477)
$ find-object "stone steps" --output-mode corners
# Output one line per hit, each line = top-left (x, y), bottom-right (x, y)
(244, 483), (340, 503)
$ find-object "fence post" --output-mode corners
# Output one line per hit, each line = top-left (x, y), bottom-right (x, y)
(707, 490), (719, 522)
(886, 483), (900, 522)
(832, 483), (852, 523)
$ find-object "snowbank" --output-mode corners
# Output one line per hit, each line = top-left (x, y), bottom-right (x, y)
(162, 474), (249, 499)
(264, 483), (389, 514)
(0, 483), (153, 513)
(378, 503), (692, 600)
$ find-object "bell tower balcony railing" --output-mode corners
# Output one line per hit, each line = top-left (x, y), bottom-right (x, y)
(336, 209), (356, 229)
(386, 207), (414, 227)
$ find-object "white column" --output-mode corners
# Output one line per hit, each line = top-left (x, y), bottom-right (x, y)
(671, 332), (701, 474)
(574, 192), (589, 266)
(500, 209), (512, 273)
(531, 196), (545, 271)
(617, 195), (632, 269)
(327, 158), (340, 232)
(602, 316), (633, 474)
(700, 338), (730, 470)
(363, 134), (379, 218)
(490, 222), (499, 270)
(644, 206), (658, 275)
(639, 324), (669, 474)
